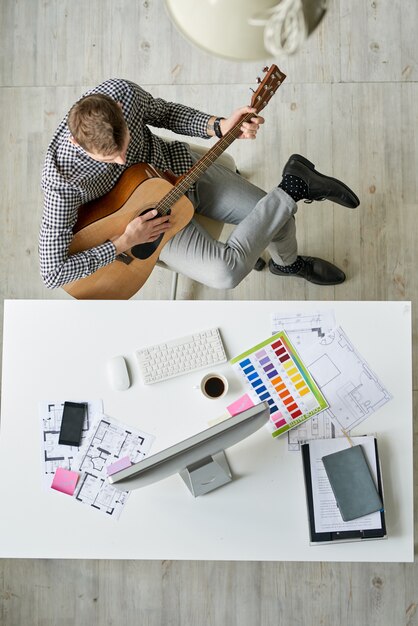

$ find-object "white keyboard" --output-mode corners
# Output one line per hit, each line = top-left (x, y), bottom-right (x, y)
(135, 327), (227, 385)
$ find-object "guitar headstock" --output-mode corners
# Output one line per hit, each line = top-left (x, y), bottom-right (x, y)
(250, 65), (286, 113)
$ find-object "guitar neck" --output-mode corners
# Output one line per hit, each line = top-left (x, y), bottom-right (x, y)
(156, 111), (255, 215)
(180, 111), (255, 187)
(156, 65), (286, 215)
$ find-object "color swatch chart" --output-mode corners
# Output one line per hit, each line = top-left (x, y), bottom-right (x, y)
(230, 331), (328, 437)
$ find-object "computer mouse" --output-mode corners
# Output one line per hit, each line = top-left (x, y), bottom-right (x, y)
(107, 355), (131, 391)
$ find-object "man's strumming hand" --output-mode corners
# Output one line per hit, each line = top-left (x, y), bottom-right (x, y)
(111, 210), (171, 254)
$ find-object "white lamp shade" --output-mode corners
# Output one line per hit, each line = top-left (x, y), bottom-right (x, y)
(165, 0), (278, 61)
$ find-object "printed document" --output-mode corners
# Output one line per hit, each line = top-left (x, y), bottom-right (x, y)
(308, 437), (382, 533)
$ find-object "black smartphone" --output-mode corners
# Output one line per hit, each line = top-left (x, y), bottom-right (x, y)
(58, 401), (87, 447)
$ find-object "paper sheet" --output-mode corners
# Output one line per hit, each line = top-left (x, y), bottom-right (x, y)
(39, 400), (103, 488)
(287, 412), (343, 451)
(301, 327), (392, 432)
(40, 400), (155, 519)
(272, 310), (337, 350)
(272, 313), (393, 436)
(308, 437), (382, 533)
(72, 415), (155, 519)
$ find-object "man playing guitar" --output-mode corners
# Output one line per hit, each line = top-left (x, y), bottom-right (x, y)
(40, 78), (359, 293)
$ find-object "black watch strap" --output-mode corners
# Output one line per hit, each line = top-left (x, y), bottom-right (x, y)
(214, 117), (225, 138)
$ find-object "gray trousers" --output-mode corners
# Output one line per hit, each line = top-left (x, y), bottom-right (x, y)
(159, 151), (298, 289)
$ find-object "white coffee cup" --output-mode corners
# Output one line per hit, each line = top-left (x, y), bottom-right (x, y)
(199, 373), (229, 399)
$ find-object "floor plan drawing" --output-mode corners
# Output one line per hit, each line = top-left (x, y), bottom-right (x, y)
(271, 312), (392, 438)
(302, 327), (393, 431)
(39, 400), (103, 488)
(74, 473), (129, 513)
(271, 310), (336, 351)
(287, 412), (343, 451)
(72, 416), (155, 519)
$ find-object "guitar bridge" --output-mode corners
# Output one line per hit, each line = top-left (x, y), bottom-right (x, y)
(115, 252), (134, 265)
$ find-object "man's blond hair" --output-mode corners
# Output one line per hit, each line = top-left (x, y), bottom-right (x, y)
(68, 94), (127, 155)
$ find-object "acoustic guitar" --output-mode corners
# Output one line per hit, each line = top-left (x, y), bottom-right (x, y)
(63, 65), (286, 300)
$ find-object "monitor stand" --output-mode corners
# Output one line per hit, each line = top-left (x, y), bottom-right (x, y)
(179, 450), (232, 497)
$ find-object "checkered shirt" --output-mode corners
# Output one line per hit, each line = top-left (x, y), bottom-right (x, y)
(39, 78), (212, 289)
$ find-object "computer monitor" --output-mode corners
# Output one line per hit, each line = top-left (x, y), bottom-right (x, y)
(108, 401), (270, 497)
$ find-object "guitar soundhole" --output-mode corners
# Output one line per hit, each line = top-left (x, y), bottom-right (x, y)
(131, 208), (170, 260)
(131, 236), (163, 260)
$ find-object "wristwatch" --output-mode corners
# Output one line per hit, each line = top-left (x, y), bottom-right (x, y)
(208, 117), (225, 138)
(213, 117), (224, 138)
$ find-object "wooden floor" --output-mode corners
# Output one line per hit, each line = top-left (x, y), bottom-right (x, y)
(0, 0), (417, 624)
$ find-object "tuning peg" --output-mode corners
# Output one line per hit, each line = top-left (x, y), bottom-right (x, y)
(256, 76), (262, 84)
(249, 87), (256, 93)
(262, 66), (269, 72)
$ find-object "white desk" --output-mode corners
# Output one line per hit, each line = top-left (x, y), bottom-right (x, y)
(0, 300), (413, 561)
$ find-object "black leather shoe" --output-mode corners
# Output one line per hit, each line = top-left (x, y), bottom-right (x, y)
(282, 154), (360, 208)
(269, 256), (346, 285)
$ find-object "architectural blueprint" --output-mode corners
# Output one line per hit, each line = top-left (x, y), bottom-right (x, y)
(287, 412), (343, 452)
(72, 416), (155, 519)
(301, 327), (392, 432)
(39, 400), (103, 488)
(271, 311), (391, 444)
(40, 401), (155, 519)
(271, 310), (336, 351)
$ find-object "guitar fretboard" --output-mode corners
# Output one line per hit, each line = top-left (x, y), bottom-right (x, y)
(155, 110), (256, 216)
(154, 64), (285, 215)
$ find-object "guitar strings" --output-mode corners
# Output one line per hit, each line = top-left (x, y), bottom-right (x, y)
(154, 110), (257, 216)
(154, 69), (284, 216)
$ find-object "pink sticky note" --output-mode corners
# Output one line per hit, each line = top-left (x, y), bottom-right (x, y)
(51, 467), (79, 496)
(226, 393), (255, 417)
(107, 456), (132, 476)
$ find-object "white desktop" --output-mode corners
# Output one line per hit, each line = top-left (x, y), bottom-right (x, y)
(0, 300), (413, 562)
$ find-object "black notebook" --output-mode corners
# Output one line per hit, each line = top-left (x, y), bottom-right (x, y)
(301, 436), (386, 544)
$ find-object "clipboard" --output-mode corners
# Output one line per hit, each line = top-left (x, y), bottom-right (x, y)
(301, 437), (387, 544)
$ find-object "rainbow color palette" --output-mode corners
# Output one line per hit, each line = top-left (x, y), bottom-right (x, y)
(230, 331), (328, 437)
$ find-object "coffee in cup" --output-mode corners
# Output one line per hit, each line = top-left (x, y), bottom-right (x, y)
(200, 373), (229, 399)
